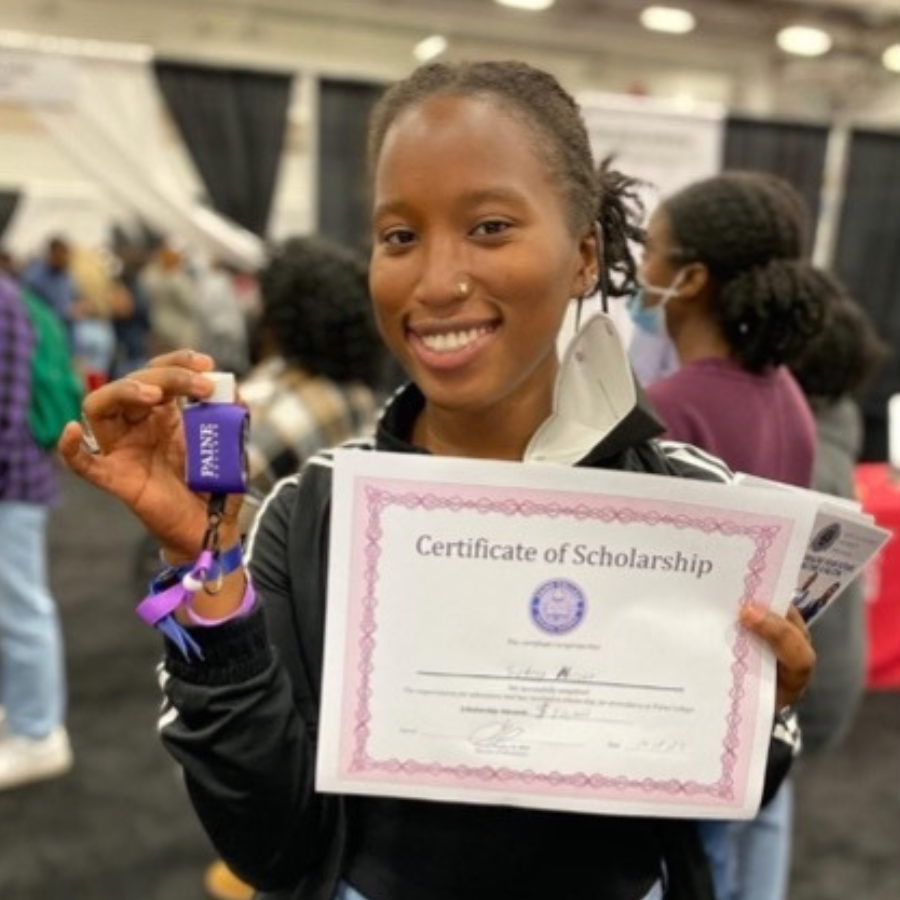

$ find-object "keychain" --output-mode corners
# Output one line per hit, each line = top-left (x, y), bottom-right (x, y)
(135, 373), (252, 658)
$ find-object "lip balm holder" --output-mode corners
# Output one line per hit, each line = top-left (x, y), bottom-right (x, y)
(135, 373), (252, 658)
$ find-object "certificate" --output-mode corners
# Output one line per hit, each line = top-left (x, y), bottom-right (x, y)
(317, 451), (816, 819)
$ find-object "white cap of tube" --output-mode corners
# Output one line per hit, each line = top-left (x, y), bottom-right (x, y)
(204, 371), (237, 404)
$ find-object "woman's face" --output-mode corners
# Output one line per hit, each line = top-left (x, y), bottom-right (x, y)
(639, 208), (684, 299)
(369, 93), (594, 420)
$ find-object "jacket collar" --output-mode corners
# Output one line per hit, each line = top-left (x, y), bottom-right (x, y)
(377, 312), (663, 464)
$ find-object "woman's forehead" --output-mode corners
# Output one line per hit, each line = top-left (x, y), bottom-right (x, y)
(379, 93), (535, 159)
(375, 95), (552, 196)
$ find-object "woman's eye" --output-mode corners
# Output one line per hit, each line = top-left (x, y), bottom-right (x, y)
(472, 220), (510, 237)
(382, 228), (415, 246)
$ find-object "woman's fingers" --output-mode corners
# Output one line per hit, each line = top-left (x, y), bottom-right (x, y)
(146, 349), (216, 371)
(78, 363), (218, 450)
(82, 368), (212, 419)
(740, 601), (816, 710)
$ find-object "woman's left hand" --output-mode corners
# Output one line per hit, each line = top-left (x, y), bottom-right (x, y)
(740, 602), (816, 712)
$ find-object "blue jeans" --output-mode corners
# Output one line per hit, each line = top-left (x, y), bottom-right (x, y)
(0, 502), (66, 738)
(698, 781), (793, 900)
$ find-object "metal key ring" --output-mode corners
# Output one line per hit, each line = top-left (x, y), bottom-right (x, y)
(80, 414), (101, 456)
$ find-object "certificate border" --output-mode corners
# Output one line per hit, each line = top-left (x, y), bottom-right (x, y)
(339, 477), (784, 811)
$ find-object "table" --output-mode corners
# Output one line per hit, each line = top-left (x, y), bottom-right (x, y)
(854, 463), (900, 690)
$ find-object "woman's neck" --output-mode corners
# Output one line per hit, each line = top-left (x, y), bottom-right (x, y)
(671, 316), (732, 366)
(413, 391), (553, 462)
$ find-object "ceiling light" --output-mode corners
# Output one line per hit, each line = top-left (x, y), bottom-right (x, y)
(413, 34), (448, 62)
(776, 25), (832, 58)
(494, 0), (556, 11)
(640, 6), (696, 35)
(883, 43), (900, 74)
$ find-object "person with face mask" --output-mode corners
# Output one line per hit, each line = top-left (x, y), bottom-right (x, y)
(641, 171), (825, 487)
(638, 172), (829, 900)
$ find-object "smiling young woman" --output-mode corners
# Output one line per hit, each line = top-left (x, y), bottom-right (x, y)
(58, 60), (815, 900)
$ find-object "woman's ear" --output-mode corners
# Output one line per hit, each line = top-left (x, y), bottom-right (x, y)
(679, 261), (711, 300)
(573, 227), (599, 298)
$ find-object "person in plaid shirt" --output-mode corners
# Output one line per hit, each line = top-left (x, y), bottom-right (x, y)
(237, 235), (389, 527)
(0, 269), (72, 790)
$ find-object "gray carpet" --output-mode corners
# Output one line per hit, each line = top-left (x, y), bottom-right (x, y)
(0, 467), (896, 899)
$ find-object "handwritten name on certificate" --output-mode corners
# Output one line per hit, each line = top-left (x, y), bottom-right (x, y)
(317, 451), (816, 820)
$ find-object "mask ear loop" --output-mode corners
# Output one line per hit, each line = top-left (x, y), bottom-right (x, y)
(574, 220), (608, 333)
(595, 220), (609, 316)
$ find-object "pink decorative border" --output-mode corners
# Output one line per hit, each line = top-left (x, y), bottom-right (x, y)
(340, 477), (789, 810)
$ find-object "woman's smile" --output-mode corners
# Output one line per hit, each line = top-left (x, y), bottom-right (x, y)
(407, 320), (499, 370)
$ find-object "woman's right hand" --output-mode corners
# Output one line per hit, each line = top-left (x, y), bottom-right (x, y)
(58, 350), (232, 561)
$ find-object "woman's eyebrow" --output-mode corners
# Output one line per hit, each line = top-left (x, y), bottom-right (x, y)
(374, 187), (526, 220)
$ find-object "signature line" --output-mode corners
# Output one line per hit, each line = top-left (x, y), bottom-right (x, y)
(415, 670), (683, 693)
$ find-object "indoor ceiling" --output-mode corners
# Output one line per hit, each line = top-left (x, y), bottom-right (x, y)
(3, 0), (898, 121)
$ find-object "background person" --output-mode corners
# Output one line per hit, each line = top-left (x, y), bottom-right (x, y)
(635, 170), (828, 900)
(788, 277), (890, 755)
(239, 234), (388, 511)
(20, 235), (77, 344)
(139, 239), (199, 356)
(0, 269), (72, 791)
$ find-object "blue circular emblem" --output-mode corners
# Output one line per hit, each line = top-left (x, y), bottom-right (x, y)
(811, 522), (842, 553)
(530, 579), (587, 634)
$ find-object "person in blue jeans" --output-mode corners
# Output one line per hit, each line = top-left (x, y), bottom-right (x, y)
(0, 270), (72, 790)
(637, 171), (829, 900)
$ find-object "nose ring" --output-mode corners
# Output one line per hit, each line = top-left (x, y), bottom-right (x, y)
(454, 279), (471, 299)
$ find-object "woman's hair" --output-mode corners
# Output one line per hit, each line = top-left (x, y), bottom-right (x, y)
(367, 60), (645, 298)
(788, 270), (890, 403)
(662, 170), (828, 372)
(255, 235), (386, 387)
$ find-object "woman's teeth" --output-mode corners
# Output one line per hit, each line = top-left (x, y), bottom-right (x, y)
(421, 326), (492, 353)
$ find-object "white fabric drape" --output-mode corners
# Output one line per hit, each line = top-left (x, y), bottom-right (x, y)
(28, 53), (264, 269)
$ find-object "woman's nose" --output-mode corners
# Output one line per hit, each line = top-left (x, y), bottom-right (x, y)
(414, 244), (472, 307)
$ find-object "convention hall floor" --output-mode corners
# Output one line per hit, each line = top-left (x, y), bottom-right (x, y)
(0, 467), (896, 900)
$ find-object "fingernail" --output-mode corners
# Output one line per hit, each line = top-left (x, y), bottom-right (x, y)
(188, 351), (214, 368)
(190, 375), (212, 395)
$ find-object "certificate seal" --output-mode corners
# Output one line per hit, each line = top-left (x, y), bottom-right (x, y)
(530, 578), (587, 634)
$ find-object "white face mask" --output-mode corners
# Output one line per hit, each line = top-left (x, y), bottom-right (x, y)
(627, 268), (688, 337)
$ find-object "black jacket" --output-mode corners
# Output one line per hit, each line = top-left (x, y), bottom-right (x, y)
(159, 382), (795, 900)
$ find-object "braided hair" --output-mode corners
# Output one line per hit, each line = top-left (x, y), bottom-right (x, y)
(662, 171), (827, 372)
(367, 60), (645, 299)
(255, 235), (386, 387)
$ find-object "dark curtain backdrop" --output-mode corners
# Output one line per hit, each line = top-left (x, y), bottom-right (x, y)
(722, 117), (829, 233)
(317, 78), (386, 253)
(154, 60), (293, 239)
(0, 190), (21, 243)
(833, 129), (900, 461)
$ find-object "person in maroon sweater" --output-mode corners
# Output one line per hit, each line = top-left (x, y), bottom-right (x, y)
(639, 172), (824, 489)
(635, 172), (830, 900)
